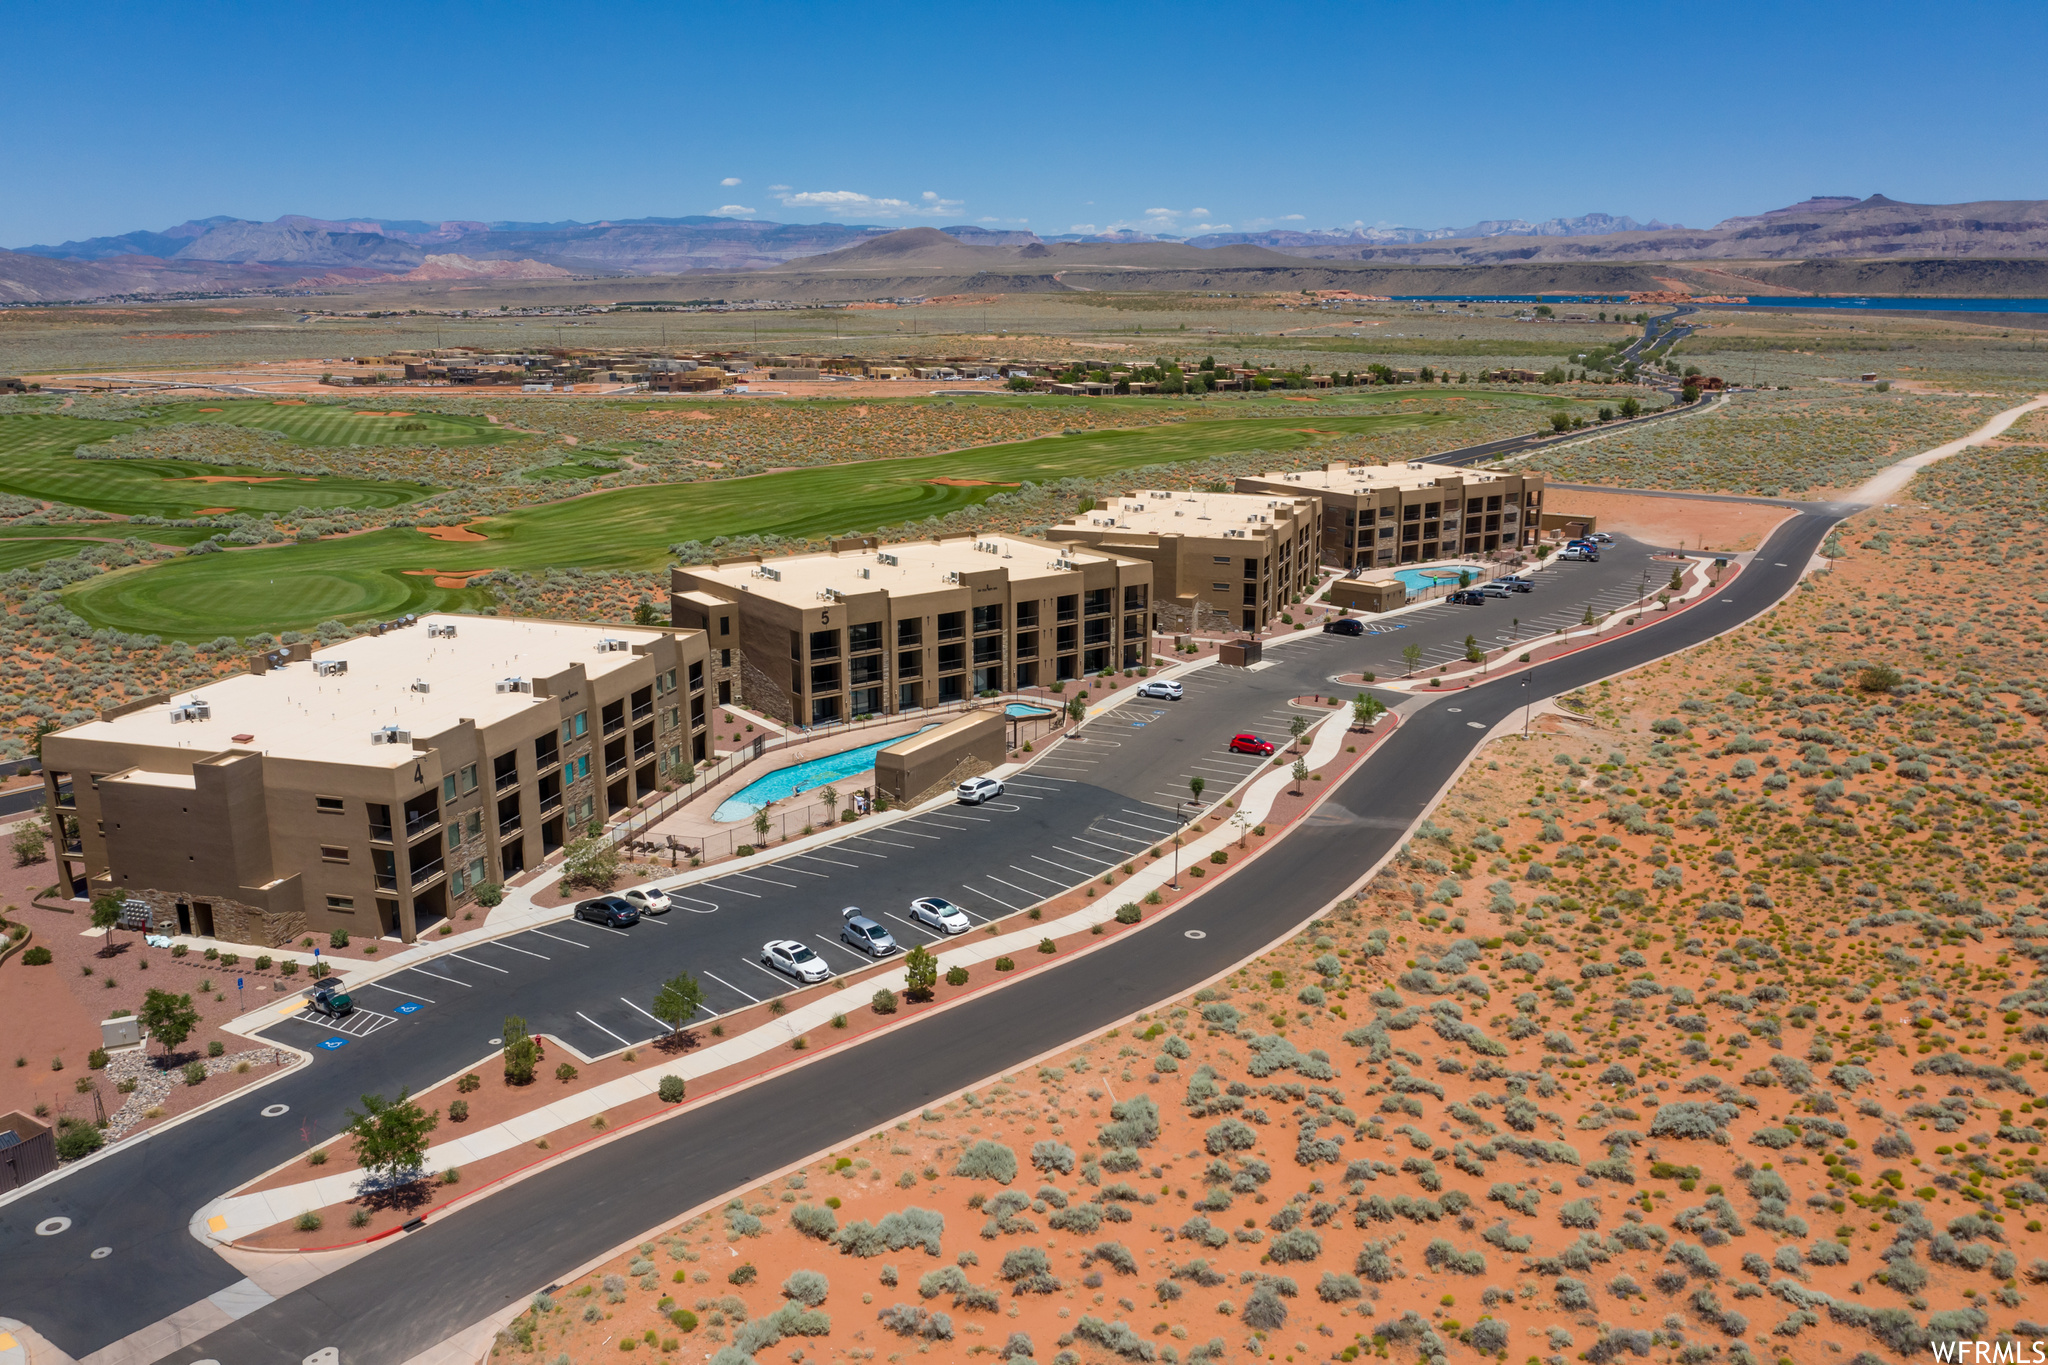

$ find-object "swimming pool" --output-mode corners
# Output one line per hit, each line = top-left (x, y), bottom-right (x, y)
(1003, 702), (1056, 719)
(1392, 564), (1485, 594)
(711, 724), (941, 823)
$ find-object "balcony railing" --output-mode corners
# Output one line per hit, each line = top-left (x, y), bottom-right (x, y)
(494, 769), (520, 792)
(367, 822), (394, 844)
(533, 751), (561, 775)
(375, 871), (398, 892)
(537, 793), (564, 817)
(402, 812), (440, 840)
(498, 815), (522, 838)
(634, 741), (655, 762)
(606, 756), (628, 778)
(632, 702), (653, 722)
(409, 858), (445, 888)
(603, 716), (625, 736)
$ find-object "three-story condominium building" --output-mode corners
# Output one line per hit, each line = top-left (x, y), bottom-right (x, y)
(40, 615), (710, 946)
(1235, 460), (1545, 572)
(1044, 490), (1321, 634)
(670, 534), (1152, 725)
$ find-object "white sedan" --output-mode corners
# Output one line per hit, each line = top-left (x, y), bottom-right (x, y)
(619, 885), (672, 915)
(762, 939), (830, 983)
(910, 896), (973, 935)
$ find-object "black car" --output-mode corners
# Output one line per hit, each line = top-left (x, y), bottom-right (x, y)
(1447, 589), (1487, 605)
(574, 896), (641, 928)
(1322, 617), (1365, 636)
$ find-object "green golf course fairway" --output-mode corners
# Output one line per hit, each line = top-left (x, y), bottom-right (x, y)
(61, 396), (1582, 639)
(0, 411), (450, 518)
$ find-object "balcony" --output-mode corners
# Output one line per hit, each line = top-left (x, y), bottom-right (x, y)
(533, 750), (561, 775)
(603, 716), (625, 737)
(367, 822), (394, 844)
(634, 741), (656, 762)
(375, 871), (399, 892)
(63, 839), (83, 857)
(538, 792), (564, 817)
(606, 756), (628, 778)
(936, 625), (965, 642)
(498, 814), (522, 838)
(632, 701), (654, 723)
(54, 792), (76, 811)
(402, 812), (441, 840)
(409, 858), (445, 889)
(1055, 608), (1077, 624)
(494, 768), (520, 793)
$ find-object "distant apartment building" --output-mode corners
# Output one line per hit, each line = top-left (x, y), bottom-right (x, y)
(41, 616), (710, 946)
(670, 535), (1152, 725)
(1235, 460), (1545, 572)
(1044, 490), (1320, 634)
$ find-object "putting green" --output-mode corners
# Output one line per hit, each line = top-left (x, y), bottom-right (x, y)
(63, 395), (1584, 639)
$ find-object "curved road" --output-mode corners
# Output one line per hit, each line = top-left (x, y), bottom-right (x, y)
(112, 503), (1854, 1365)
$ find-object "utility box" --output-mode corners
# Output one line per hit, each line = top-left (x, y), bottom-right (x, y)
(100, 1015), (142, 1050)
(1218, 637), (1264, 667)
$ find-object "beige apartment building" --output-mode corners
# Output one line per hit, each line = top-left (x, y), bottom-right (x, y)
(42, 615), (710, 946)
(670, 535), (1152, 725)
(1236, 460), (1546, 572)
(1044, 490), (1321, 634)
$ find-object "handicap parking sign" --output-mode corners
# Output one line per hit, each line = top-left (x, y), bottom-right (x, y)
(318, 1037), (348, 1051)
(394, 1002), (422, 1015)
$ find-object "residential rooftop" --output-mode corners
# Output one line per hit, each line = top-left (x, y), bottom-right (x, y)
(1245, 460), (1517, 494)
(54, 614), (672, 768)
(678, 535), (1137, 609)
(1052, 489), (1315, 538)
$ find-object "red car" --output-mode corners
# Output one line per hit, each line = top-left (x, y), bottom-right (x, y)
(1229, 733), (1276, 756)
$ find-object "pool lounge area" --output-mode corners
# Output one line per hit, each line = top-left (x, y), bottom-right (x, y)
(712, 723), (941, 823)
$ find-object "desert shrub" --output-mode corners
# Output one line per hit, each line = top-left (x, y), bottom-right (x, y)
(1316, 1271), (1363, 1303)
(783, 1270), (829, 1306)
(1425, 1239), (1485, 1275)
(791, 1204), (837, 1240)
(1097, 1094), (1160, 1149)
(917, 1265), (967, 1300)
(1076, 1314), (1157, 1360)
(954, 1140), (1017, 1184)
(1267, 1228), (1322, 1263)
(1241, 1284), (1288, 1331)
(1205, 1119), (1257, 1154)
(1031, 1139), (1076, 1175)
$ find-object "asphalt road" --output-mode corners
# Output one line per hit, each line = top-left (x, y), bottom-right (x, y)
(0, 531), (1726, 1360)
(132, 506), (1845, 1365)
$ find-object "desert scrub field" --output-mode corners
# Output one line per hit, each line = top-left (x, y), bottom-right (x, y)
(1521, 388), (1995, 496)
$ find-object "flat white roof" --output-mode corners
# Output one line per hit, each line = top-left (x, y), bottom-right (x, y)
(56, 614), (669, 769)
(685, 535), (1131, 609)
(1054, 489), (1314, 538)
(1248, 461), (1499, 494)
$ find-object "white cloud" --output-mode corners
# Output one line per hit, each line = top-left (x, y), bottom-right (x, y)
(1068, 223), (1099, 234)
(1282, 213), (1305, 221)
(768, 184), (790, 192)
(777, 189), (962, 219)
(715, 205), (757, 217)
(721, 177), (742, 187)
(1190, 208), (1210, 218)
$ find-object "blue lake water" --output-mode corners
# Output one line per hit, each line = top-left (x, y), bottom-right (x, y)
(712, 724), (941, 823)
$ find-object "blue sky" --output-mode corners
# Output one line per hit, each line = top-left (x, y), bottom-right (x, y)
(6, 0), (2045, 247)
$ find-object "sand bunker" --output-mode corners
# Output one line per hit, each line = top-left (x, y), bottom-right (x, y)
(194, 507), (234, 515)
(353, 411), (414, 418)
(926, 477), (1021, 487)
(270, 400), (306, 406)
(403, 568), (496, 589)
(180, 475), (285, 484)
(417, 523), (488, 543)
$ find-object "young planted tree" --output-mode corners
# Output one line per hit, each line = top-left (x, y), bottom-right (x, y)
(1188, 775), (1206, 805)
(1464, 634), (1484, 664)
(1291, 757), (1310, 794)
(503, 1014), (541, 1085)
(1402, 643), (1424, 676)
(345, 1089), (441, 1182)
(139, 988), (201, 1060)
(651, 972), (705, 1038)
(11, 819), (47, 867)
(902, 944), (938, 1003)
(89, 892), (124, 955)
(752, 800), (775, 845)
(1352, 693), (1386, 730)
(1289, 715), (1309, 749)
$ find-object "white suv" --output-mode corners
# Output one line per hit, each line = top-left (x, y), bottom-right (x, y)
(956, 776), (1004, 804)
(1136, 680), (1183, 701)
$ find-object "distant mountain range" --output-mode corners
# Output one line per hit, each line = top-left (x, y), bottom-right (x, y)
(5, 196), (2048, 302)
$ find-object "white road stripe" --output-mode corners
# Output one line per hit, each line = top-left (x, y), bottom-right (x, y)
(446, 951), (509, 974)
(360, 979), (436, 1004)
(701, 970), (760, 1004)
(987, 874), (1043, 901)
(528, 927), (590, 948)
(577, 1011), (637, 1050)
(488, 940), (551, 960)
(960, 883), (1022, 913)
(707, 880), (763, 898)
(403, 965), (472, 987)
(734, 871), (798, 889)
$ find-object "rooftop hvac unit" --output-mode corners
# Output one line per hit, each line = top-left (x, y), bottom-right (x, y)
(754, 566), (782, 582)
(1049, 558), (1077, 571)
(313, 660), (347, 677)
(943, 571), (960, 584)
(266, 650), (289, 668)
(595, 638), (629, 652)
(821, 587), (844, 602)
(496, 677), (532, 694)
(428, 623), (457, 638)
(876, 552), (898, 567)
(170, 700), (211, 723)
(856, 567), (871, 579)
(410, 679), (431, 693)
(371, 726), (412, 745)
(403, 614), (418, 625)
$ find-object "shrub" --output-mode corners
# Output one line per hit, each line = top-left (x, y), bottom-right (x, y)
(1425, 1239), (1485, 1275)
(555, 1062), (578, 1082)
(728, 1263), (757, 1286)
(21, 946), (50, 966)
(54, 1122), (103, 1161)
(1267, 1228), (1321, 1263)
(295, 1210), (324, 1232)
(945, 965), (969, 986)
(954, 1140), (1018, 1184)
(329, 929), (349, 949)
(1241, 1284), (1288, 1331)
(1316, 1272), (1363, 1303)
(456, 1072), (481, 1093)
(871, 989), (898, 1015)
(993, 957), (1015, 972)
(1115, 902), (1141, 925)
(791, 1204), (838, 1240)
(1031, 1140), (1077, 1175)
(448, 1099), (469, 1122)
(658, 1074), (686, 1103)
(669, 1309), (698, 1333)
(208, 1040), (225, 1058)
(183, 1061), (206, 1086)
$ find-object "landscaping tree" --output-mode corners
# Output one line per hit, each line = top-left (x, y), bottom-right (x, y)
(903, 944), (938, 1002)
(651, 972), (705, 1038)
(1401, 643), (1424, 676)
(503, 1014), (540, 1085)
(1464, 634), (1483, 664)
(752, 801), (774, 845)
(1619, 396), (1641, 418)
(1289, 715), (1309, 749)
(138, 988), (200, 1059)
(1188, 775), (1206, 805)
(89, 892), (123, 953)
(561, 834), (618, 891)
(632, 601), (660, 626)
(345, 1088), (440, 1182)
(1669, 565), (1684, 592)
(1291, 757), (1310, 794)
(1066, 695), (1086, 727)
(12, 818), (47, 867)
(1352, 693), (1386, 730)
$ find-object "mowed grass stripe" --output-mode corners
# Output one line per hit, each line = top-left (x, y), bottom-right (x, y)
(59, 404), (1540, 639)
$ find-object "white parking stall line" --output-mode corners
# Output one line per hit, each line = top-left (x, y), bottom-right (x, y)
(1013, 773), (1078, 785)
(361, 979), (436, 1004)
(813, 935), (880, 965)
(833, 844), (890, 858)
(913, 816), (975, 830)
(1115, 808), (1183, 827)
(447, 951), (510, 974)
(576, 1011), (638, 1050)
(529, 927), (592, 948)
(733, 871), (799, 889)
(1049, 844), (1115, 867)
(769, 862), (830, 879)
(622, 996), (692, 1027)
(986, 874), (1043, 902)
(572, 918), (635, 936)
(1082, 825), (1151, 847)
(701, 970), (760, 1004)
(882, 911), (945, 942)
(707, 880), (764, 898)
(1105, 816), (1179, 837)
(792, 853), (861, 869)
(1033, 854), (1100, 877)
(1007, 864), (1070, 888)
(1127, 798), (1181, 815)
(855, 835), (920, 848)
(960, 883), (1022, 913)
(488, 940), (552, 960)
(402, 964), (472, 988)
(997, 791), (1042, 800)
(1068, 834), (1139, 857)
(637, 913), (670, 925)
(1004, 778), (1067, 790)
(926, 811), (989, 824)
